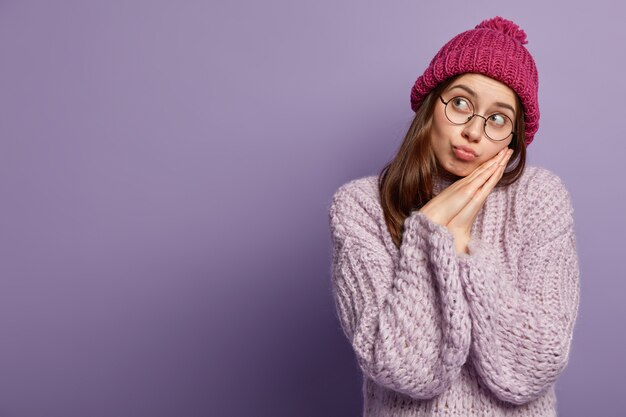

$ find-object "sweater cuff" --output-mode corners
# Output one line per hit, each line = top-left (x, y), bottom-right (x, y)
(456, 238), (486, 263)
(406, 210), (455, 240)
(455, 238), (503, 302)
(400, 210), (458, 276)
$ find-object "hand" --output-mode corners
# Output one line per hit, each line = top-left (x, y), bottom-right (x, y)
(419, 148), (513, 254)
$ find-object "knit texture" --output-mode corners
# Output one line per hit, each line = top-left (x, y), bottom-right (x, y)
(410, 17), (539, 146)
(328, 166), (580, 417)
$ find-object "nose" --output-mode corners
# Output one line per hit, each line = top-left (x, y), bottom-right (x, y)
(461, 115), (484, 142)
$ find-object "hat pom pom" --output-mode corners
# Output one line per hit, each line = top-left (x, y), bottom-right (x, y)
(475, 16), (528, 44)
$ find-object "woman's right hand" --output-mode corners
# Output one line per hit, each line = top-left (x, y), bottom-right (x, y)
(418, 148), (512, 228)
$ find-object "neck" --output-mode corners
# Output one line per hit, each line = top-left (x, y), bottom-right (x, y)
(433, 167), (459, 195)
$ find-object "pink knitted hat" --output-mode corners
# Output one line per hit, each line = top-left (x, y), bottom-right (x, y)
(410, 17), (539, 146)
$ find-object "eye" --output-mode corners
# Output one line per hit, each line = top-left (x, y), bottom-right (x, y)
(488, 113), (507, 127)
(451, 97), (472, 113)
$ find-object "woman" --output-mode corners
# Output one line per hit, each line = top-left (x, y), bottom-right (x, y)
(328, 17), (580, 416)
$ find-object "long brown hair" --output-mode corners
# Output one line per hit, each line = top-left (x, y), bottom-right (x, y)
(379, 75), (527, 248)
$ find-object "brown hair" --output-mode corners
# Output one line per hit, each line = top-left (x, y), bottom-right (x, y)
(378, 75), (527, 248)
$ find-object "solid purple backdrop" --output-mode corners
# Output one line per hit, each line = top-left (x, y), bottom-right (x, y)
(0, 1), (623, 416)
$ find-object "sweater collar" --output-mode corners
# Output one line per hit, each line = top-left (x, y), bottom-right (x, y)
(432, 172), (456, 196)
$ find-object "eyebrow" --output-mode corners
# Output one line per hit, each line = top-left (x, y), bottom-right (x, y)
(448, 84), (516, 116)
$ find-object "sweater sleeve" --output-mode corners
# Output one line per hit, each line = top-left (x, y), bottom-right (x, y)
(457, 173), (580, 405)
(329, 181), (471, 400)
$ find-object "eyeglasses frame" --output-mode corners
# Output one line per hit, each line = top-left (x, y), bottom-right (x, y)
(438, 95), (516, 142)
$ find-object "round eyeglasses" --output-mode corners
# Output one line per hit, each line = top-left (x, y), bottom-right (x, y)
(439, 96), (515, 141)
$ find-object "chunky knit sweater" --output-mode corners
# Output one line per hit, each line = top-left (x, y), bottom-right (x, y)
(328, 166), (580, 417)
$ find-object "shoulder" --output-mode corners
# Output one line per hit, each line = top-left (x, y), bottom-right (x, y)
(328, 175), (384, 237)
(512, 166), (572, 200)
(329, 175), (380, 214)
(510, 166), (573, 211)
(508, 166), (575, 236)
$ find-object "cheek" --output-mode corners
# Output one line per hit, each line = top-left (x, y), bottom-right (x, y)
(480, 145), (511, 165)
(490, 141), (511, 156)
(431, 108), (448, 135)
(430, 114), (451, 147)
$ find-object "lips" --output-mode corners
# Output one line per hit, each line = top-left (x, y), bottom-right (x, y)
(453, 145), (477, 157)
(452, 145), (478, 162)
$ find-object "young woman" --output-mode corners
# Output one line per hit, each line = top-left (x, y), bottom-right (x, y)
(328, 17), (580, 416)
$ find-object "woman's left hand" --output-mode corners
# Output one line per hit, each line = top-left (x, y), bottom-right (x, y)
(447, 149), (513, 253)
(419, 148), (513, 253)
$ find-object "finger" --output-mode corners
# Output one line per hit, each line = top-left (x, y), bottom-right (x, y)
(431, 148), (512, 228)
(462, 157), (502, 192)
(435, 147), (509, 202)
(452, 165), (504, 225)
(476, 150), (512, 197)
(452, 150), (512, 220)
(462, 148), (508, 184)
(438, 157), (500, 206)
(465, 147), (511, 186)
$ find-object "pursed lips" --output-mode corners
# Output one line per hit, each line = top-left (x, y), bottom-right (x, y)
(453, 145), (478, 157)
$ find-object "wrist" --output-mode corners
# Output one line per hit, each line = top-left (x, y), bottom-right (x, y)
(455, 241), (469, 255)
(451, 231), (470, 255)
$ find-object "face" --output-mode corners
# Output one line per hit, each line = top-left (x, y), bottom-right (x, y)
(430, 73), (517, 177)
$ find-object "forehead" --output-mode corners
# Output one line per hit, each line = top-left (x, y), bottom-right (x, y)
(445, 73), (517, 107)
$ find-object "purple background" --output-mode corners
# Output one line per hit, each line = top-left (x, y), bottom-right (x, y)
(0, 1), (622, 416)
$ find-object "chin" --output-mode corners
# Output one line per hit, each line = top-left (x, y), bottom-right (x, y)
(443, 161), (474, 178)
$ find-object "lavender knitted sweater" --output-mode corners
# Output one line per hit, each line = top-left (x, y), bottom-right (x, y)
(328, 166), (580, 417)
